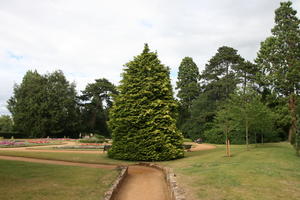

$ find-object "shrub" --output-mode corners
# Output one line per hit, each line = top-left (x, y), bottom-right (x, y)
(79, 137), (105, 143)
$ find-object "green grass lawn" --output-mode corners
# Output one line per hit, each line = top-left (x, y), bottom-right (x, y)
(162, 142), (300, 200)
(0, 151), (132, 165)
(0, 159), (118, 200)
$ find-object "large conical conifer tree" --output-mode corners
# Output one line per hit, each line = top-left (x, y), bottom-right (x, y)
(108, 44), (184, 161)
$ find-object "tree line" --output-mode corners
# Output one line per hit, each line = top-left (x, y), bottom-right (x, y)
(1, 1), (299, 156)
(176, 1), (300, 155)
(2, 70), (117, 138)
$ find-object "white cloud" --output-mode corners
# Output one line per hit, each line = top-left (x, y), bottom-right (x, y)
(0, 0), (299, 115)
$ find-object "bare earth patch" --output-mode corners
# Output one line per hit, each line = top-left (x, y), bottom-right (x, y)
(187, 142), (216, 151)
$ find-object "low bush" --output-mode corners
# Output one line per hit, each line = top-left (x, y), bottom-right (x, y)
(79, 136), (105, 143)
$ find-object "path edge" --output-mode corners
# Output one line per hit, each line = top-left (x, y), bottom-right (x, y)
(103, 166), (128, 200)
(138, 163), (186, 200)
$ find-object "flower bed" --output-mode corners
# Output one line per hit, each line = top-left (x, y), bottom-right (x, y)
(0, 140), (26, 147)
(0, 139), (62, 148)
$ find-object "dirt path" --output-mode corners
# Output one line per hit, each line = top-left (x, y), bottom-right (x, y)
(0, 155), (116, 169)
(187, 142), (216, 151)
(113, 165), (170, 200)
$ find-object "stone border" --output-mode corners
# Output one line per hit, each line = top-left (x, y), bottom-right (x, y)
(103, 166), (128, 200)
(137, 163), (186, 200)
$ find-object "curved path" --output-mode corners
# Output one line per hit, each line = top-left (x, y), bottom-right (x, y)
(189, 142), (216, 151)
(0, 155), (116, 169)
(113, 165), (170, 200)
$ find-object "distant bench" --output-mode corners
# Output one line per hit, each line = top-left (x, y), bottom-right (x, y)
(183, 144), (192, 152)
(103, 145), (112, 152)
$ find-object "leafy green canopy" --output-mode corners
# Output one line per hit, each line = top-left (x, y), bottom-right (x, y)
(8, 70), (80, 138)
(0, 115), (13, 132)
(182, 46), (247, 140)
(108, 44), (184, 161)
(206, 87), (276, 145)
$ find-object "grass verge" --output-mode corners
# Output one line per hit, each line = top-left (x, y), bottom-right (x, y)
(162, 142), (300, 200)
(0, 159), (118, 200)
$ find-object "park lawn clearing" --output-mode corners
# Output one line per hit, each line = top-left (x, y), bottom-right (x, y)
(1, 142), (299, 200)
(0, 159), (118, 200)
(162, 142), (300, 200)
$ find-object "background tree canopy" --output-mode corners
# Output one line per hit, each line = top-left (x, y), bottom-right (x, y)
(79, 78), (117, 137)
(7, 70), (80, 138)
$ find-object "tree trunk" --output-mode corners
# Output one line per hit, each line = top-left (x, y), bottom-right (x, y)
(228, 139), (231, 157)
(226, 63), (229, 98)
(261, 134), (264, 145)
(288, 94), (297, 143)
(225, 130), (229, 157)
(255, 132), (257, 147)
(296, 131), (299, 156)
(246, 120), (249, 150)
(243, 72), (247, 95)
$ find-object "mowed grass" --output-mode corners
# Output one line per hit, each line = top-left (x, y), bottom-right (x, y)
(0, 159), (118, 200)
(0, 151), (132, 165)
(162, 142), (300, 200)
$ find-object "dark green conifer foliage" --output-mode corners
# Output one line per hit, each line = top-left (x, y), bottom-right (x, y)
(201, 46), (244, 101)
(108, 44), (184, 161)
(8, 70), (80, 138)
(176, 57), (200, 137)
(176, 57), (200, 109)
(80, 78), (117, 137)
(256, 1), (300, 143)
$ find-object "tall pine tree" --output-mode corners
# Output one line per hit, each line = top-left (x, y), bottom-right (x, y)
(79, 78), (117, 137)
(201, 46), (244, 101)
(108, 44), (184, 161)
(176, 57), (200, 137)
(256, 1), (300, 143)
(176, 57), (200, 109)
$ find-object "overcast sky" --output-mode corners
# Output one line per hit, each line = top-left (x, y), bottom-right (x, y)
(0, 0), (299, 115)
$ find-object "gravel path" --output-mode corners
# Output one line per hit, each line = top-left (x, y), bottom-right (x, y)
(189, 143), (216, 151)
(113, 165), (170, 200)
